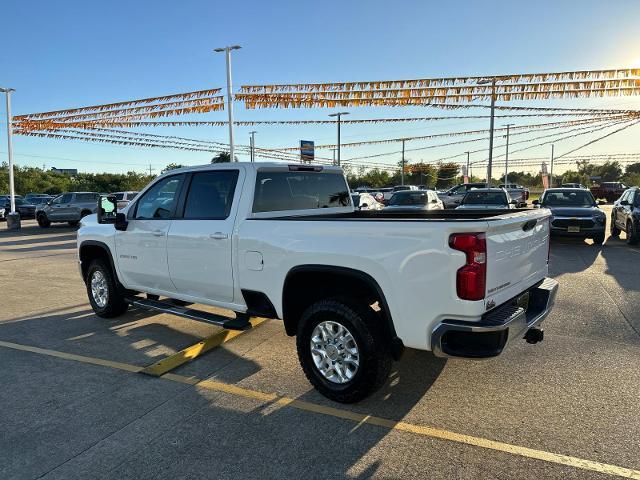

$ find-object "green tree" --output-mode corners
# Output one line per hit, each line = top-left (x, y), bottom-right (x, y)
(436, 162), (459, 189)
(161, 163), (186, 174)
(211, 152), (232, 163)
(626, 162), (640, 175)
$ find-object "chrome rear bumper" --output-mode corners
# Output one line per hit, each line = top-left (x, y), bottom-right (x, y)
(431, 278), (559, 358)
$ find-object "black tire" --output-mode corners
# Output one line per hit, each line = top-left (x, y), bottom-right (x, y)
(610, 213), (620, 237)
(68, 221), (79, 227)
(37, 213), (51, 228)
(592, 234), (605, 245)
(627, 220), (639, 245)
(85, 259), (128, 318)
(296, 298), (392, 403)
(80, 210), (92, 218)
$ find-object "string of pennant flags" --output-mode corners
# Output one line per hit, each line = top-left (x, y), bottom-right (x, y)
(9, 67), (640, 173)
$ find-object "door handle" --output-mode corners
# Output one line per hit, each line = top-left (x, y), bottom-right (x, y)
(209, 232), (228, 240)
(152, 230), (164, 237)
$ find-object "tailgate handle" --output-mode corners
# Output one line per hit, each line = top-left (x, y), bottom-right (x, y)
(522, 219), (537, 232)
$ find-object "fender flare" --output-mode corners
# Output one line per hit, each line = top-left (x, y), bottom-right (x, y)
(283, 264), (403, 358)
(78, 240), (118, 281)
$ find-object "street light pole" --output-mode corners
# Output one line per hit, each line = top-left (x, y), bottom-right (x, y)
(401, 139), (406, 186)
(1, 87), (16, 217)
(478, 78), (497, 187)
(328, 112), (348, 166)
(249, 131), (257, 162)
(503, 123), (514, 185)
(550, 144), (555, 188)
(214, 45), (241, 162)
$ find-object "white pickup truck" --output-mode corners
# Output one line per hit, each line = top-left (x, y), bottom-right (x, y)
(77, 162), (558, 403)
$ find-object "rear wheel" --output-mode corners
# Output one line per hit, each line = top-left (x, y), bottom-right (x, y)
(68, 221), (79, 227)
(86, 259), (128, 318)
(610, 213), (620, 237)
(627, 220), (639, 245)
(37, 213), (51, 228)
(296, 299), (392, 403)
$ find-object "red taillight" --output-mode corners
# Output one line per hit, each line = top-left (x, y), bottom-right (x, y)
(449, 233), (486, 301)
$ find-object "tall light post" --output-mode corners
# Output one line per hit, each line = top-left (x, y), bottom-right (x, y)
(249, 130), (257, 162)
(478, 77), (497, 186)
(331, 148), (337, 166)
(400, 139), (406, 186)
(550, 144), (555, 188)
(328, 112), (349, 166)
(214, 45), (241, 162)
(1, 87), (17, 228)
(503, 123), (514, 185)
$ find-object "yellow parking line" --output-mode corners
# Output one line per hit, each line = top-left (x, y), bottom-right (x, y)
(0, 340), (142, 373)
(139, 317), (268, 377)
(1, 338), (639, 479)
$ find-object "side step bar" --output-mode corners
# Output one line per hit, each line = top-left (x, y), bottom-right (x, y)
(125, 296), (252, 331)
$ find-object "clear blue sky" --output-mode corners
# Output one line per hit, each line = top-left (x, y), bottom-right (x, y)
(2, 0), (640, 175)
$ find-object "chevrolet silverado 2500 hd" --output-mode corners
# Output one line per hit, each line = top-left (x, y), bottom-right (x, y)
(77, 162), (558, 403)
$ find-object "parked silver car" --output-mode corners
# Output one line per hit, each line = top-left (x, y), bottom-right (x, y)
(37, 192), (100, 228)
(455, 188), (517, 210)
(384, 189), (444, 212)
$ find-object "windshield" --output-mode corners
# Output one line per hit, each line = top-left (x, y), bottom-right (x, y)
(542, 190), (595, 207)
(14, 198), (28, 206)
(462, 191), (508, 205)
(389, 191), (428, 206)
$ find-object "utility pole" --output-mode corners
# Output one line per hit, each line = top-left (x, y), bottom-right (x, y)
(503, 123), (514, 185)
(328, 112), (348, 166)
(478, 78), (497, 187)
(148, 164), (154, 176)
(550, 144), (555, 188)
(331, 148), (337, 166)
(249, 131), (257, 162)
(401, 139), (406, 186)
(1, 87), (17, 229)
(214, 45), (241, 162)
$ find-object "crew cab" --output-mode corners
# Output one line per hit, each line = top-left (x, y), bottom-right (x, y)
(77, 163), (558, 403)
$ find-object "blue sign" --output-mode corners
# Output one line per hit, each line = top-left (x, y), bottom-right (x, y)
(300, 140), (314, 163)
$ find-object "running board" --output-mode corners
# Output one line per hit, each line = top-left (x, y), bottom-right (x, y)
(125, 297), (252, 331)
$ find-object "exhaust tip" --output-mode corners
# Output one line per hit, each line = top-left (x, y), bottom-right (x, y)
(524, 327), (544, 344)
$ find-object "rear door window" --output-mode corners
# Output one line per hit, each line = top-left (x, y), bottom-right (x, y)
(253, 171), (350, 213)
(75, 193), (97, 202)
(183, 170), (239, 219)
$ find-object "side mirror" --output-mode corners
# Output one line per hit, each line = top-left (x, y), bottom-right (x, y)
(97, 195), (117, 224)
(597, 200), (606, 206)
(532, 199), (540, 205)
(620, 200), (629, 206)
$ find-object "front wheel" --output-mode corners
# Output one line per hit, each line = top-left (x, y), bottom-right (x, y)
(627, 221), (639, 245)
(610, 213), (620, 237)
(37, 214), (51, 228)
(296, 299), (392, 403)
(86, 259), (128, 318)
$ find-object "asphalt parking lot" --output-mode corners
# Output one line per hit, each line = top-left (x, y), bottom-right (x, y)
(1, 207), (639, 480)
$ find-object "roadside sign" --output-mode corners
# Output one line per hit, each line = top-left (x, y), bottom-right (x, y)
(300, 140), (314, 163)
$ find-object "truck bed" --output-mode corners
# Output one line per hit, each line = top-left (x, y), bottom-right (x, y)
(255, 208), (532, 221)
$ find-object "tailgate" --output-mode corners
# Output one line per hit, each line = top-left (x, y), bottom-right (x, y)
(484, 209), (551, 309)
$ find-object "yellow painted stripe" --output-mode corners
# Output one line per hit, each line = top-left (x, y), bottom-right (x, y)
(1, 338), (639, 479)
(0, 340), (142, 373)
(140, 317), (268, 377)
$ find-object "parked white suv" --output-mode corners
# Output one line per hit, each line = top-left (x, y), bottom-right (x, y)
(77, 163), (557, 402)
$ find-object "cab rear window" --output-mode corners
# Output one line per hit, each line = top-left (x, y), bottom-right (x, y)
(253, 171), (350, 213)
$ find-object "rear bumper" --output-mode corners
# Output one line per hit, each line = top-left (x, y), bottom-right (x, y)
(431, 278), (559, 358)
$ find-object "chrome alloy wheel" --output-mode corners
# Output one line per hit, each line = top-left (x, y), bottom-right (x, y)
(310, 320), (360, 384)
(90, 270), (109, 308)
